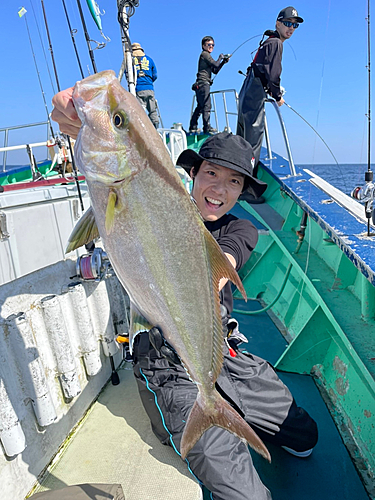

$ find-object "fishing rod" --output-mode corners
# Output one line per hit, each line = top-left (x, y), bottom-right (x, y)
(351, 0), (374, 236)
(61, 0), (85, 78)
(19, 8), (55, 140)
(117, 0), (139, 95)
(29, 1), (56, 96)
(76, 0), (98, 73)
(40, 0), (84, 212)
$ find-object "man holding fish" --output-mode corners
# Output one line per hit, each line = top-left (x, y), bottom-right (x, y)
(52, 74), (318, 499)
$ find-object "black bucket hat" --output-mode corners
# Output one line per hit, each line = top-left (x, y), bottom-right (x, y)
(176, 132), (267, 197)
(277, 6), (304, 23)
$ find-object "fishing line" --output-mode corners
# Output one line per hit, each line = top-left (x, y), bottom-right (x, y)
(40, 0), (85, 212)
(20, 8), (55, 140)
(61, 0), (85, 78)
(211, 35), (261, 83)
(29, 0), (56, 95)
(283, 101), (350, 192)
(311, 0), (331, 164)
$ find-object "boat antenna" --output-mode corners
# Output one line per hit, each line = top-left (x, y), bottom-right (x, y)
(117, 0), (139, 95)
(61, 0), (85, 79)
(18, 7), (55, 140)
(40, 0), (85, 213)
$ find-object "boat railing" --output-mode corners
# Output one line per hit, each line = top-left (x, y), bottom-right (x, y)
(190, 89), (297, 176)
(209, 89), (239, 133)
(158, 126), (192, 190)
(264, 98), (297, 176)
(191, 89), (239, 133)
(0, 121), (50, 172)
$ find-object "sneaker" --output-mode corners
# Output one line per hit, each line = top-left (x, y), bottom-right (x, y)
(282, 446), (313, 458)
(205, 127), (217, 135)
(189, 127), (201, 134)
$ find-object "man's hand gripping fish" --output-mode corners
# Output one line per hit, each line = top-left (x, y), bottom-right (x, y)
(66, 70), (271, 462)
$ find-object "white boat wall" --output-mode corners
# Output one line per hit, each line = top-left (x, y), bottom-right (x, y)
(0, 183), (129, 499)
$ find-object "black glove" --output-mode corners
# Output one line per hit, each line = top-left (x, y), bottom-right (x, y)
(148, 327), (181, 365)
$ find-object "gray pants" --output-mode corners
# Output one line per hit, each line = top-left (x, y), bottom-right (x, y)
(136, 89), (159, 128)
(133, 332), (318, 500)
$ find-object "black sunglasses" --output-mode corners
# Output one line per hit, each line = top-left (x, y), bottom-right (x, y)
(282, 20), (299, 29)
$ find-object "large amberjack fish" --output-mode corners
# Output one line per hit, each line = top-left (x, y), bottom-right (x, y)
(67, 70), (270, 462)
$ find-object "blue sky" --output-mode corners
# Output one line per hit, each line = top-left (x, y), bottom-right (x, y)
(1, 0), (373, 166)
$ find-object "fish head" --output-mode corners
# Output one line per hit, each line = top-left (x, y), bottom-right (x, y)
(72, 70), (150, 186)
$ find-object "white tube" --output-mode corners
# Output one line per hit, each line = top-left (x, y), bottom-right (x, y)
(67, 282), (102, 377)
(0, 378), (26, 456)
(8, 313), (57, 427)
(40, 295), (81, 399)
(84, 280), (119, 357)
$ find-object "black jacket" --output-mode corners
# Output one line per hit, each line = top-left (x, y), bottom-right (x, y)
(252, 33), (283, 101)
(196, 50), (225, 84)
(205, 213), (258, 319)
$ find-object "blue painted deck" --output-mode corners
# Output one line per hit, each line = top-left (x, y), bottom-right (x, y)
(262, 151), (375, 286)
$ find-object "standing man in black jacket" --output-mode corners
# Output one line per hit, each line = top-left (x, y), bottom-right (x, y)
(189, 36), (230, 134)
(236, 6), (304, 170)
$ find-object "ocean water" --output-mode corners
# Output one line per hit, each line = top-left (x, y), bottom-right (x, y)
(297, 163), (375, 197)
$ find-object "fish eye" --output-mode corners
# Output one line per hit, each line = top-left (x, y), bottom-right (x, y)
(113, 111), (129, 129)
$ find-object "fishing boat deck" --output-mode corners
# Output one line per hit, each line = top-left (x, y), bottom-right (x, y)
(28, 203), (369, 500)
(28, 300), (369, 500)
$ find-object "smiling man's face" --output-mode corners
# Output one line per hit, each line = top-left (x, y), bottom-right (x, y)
(190, 161), (245, 221)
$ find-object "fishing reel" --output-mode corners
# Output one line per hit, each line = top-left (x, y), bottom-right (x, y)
(351, 171), (375, 225)
(76, 247), (113, 281)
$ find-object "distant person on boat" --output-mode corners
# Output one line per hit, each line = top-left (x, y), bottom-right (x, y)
(50, 91), (318, 497)
(132, 42), (159, 129)
(236, 6), (304, 174)
(189, 36), (231, 135)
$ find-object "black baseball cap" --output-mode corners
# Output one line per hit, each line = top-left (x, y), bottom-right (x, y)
(176, 132), (267, 197)
(277, 6), (304, 23)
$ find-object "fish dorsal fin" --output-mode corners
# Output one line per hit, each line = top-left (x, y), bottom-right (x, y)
(203, 227), (247, 381)
(105, 190), (118, 234)
(65, 206), (99, 253)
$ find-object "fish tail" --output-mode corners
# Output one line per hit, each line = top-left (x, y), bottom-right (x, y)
(180, 391), (271, 462)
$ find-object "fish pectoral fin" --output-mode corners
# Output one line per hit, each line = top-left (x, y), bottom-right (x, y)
(105, 190), (118, 235)
(204, 229), (247, 301)
(65, 206), (100, 253)
(128, 303), (153, 354)
(180, 391), (271, 463)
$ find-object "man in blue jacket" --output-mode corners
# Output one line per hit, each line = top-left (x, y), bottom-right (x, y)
(132, 42), (159, 129)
